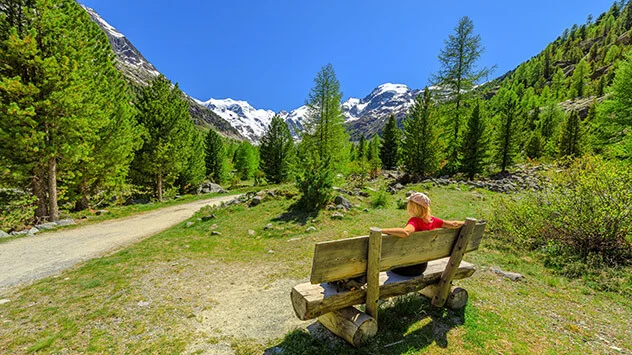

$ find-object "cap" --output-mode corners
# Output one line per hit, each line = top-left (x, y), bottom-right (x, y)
(407, 192), (431, 207)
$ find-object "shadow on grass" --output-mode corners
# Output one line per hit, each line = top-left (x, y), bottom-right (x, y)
(267, 295), (466, 354)
(272, 203), (319, 226)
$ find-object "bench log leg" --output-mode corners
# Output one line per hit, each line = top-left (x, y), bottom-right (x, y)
(420, 284), (469, 310)
(318, 307), (377, 347)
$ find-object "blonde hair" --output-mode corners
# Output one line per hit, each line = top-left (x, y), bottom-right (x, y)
(407, 200), (432, 223)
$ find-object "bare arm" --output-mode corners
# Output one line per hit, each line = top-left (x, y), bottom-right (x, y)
(382, 224), (416, 238)
(442, 220), (465, 229)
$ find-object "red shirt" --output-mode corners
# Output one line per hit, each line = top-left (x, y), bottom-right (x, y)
(407, 216), (444, 231)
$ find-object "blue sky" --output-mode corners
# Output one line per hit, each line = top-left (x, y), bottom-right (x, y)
(81, 0), (615, 112)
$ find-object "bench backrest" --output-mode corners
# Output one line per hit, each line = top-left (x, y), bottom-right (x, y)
(310, 222), (486, 284)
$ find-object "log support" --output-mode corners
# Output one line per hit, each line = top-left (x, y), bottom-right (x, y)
(419, 284), (469, 310)
(318, 307), (377, 347)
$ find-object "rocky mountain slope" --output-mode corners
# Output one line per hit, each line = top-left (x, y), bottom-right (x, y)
(81, 5), (243, 140)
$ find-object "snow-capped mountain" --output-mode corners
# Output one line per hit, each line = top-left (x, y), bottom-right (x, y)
(82, 5), (243, 140)
(197, 98), (276, 142)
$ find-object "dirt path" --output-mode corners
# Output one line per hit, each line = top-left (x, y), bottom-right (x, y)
(0, 195), (236, 292)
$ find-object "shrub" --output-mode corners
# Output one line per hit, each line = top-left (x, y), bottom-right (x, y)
(372, 190), (388, 208)
(296, 160), (334, 211)
(0, 189), (36, 231)
(490, 156), (632, 268)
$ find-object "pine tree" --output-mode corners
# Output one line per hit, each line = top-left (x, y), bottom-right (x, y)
(493, 87), (521, 173)
(260, 115), (296, 184)
(551, 68), (567, 99)
(234, 141), (259, 180)
(432, 16), (490, 172)
(525, 131), (543, 159)
(379, 114), (401, 170)
(177, 129), (206, 193)
(357, 135), (367, 161)
(204, 129), (226, 183)
(570, 59), (590, 98)
(460, 101), (489, 180)
(0, 0), (137, 220)
(402, 87), (441, 178)
(130, 75), (192, 201)
(559, 111), (582, 158)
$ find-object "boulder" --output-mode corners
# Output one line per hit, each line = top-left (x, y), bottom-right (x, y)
(305, 226), (317, 233)
(0, 230), (9, 238)
(250, 196), (263, 206)
(95, 210), (109, 216)
(186, 222), (194, 228)
(331, 212), (344, 220)
(264, 223), (274, 230)
(198, 182), (228, 194)
(55, 218), (76, 227)
(334, 196), (353, 210)
(35, 222), (57, 231)
(27, 227), (39, 236)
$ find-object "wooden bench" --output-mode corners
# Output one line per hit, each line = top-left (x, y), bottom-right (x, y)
(290, 218), (485, 347)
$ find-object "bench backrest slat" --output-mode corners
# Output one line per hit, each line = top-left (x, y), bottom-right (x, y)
(310, 222), (485, 284)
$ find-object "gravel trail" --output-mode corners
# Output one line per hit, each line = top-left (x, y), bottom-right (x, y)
(0, 195), (236, 292)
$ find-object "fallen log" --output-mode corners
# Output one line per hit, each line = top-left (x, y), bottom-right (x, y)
(318, 307), (377, 347)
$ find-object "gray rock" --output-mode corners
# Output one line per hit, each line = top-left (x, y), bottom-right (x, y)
(264, 223), (274, 230)
(0, 299), (10, 305)
(198, 182), (228, 194)
(55, 218), (76, 227)
(95, 210), (109, 216)
(35, 222), (57, 231)
(336, 204), (346, 211)
(186, 222), (194, 228)
(27, 227), (39, 235)
(201, 214), (217, 221)
(250, 196), (263, 206)
(334, 196), (353, 210)
(306, 226), (317, 232)
(363, 208), (370, 212)
(248, 229), (255, 236)
(210, 224), (218, 230)
(325, 205), (336, 211)
(10, 230), (28, 236)
(0, 230), (10, 238)
(331, 212), (344, 220)
(491, 267), (524, 281)
(211, 231), (222, 235)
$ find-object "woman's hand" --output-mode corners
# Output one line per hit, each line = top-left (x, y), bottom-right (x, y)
(382, 224), (416, 238)
(443, 220), (465, 229)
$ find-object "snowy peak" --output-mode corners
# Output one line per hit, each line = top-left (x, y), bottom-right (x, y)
(199, 98), (276, 142)
(342, 83), (418, 124)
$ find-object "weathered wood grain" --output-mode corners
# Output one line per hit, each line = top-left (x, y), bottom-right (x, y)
(318, 307), (377, 347)
(365, 227), (382, 321)
(309, 222), (485, 284)
(419, 285), (469, 310)
(292, 258), (475, 320)
(432, 218), (476, 307)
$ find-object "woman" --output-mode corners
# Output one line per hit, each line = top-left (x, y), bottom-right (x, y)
(382, 192), (464, 276)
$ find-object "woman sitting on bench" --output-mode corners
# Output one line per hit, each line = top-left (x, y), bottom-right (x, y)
(381, 192), (464, 276)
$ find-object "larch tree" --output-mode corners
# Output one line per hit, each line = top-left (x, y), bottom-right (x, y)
(379, 114), (401, 170)
(259, 115), (295, 184)
(493, 87), (522, 173)
(234, 141), (259, 180)
(204, 128), (226, 183)
(432, 16), (490, 173)
(459, 100), (489, 180)
(130, 75), (193, 201)
(559, 110), (583, 158)
(177, 129), (206, 193)
(402, 87), (441, 178)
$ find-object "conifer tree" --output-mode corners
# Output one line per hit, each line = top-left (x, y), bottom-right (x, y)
(551, 68), (567, 99)
(570, 59), (590, 98)
(402, 87), (441, 178)
(379, 114), (401, 170)
(493, 88), (521, 173)
(460, 101), (489, 179)
(130, 75), (192, 201)
(525, 131), (543, 159)
(432, 16), (490, 172)
(357, 135), (367, 161)
(234, 141), (259, 180)
(260, 115), (295, 184)
(559, 111), (582, 158)
(204, 129), (226, 183)
(0, 0), (137, 220)
(177, 129), (206, 193)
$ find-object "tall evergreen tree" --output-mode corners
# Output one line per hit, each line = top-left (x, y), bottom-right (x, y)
(460, 101), (489, 179)
(379, 114), (401, 170)
(177, 129), (206, 193)
(402, 87), (441, 178)
(204, 129), (226, 183)
(0, 0), (137, 220)
(551, 68), (567, 99)
(493, 88), (521, 173)
(559, 111), (582, 158)
(260, 115), (295, 184)
(357, 135), (367, 161)
(234, 141), (259, 180)
(130, 75), (192, 201)
(570, 59), (590, 98)
(432, 16), (490, 172)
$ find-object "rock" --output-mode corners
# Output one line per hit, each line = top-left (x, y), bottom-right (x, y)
(10, 230), (28, 236)
(0, 230), (10, 238)
(35, 222), (57, 231)
(334, 196), (353, 210)
(201, 214), (216, 221)
(55, 218), (76, 227)
(387, 183), (405, 194)
(336, 204), (346, 211)
(325, 205), (336, 211)
(210, 224), (218, 230)
(211, 231), (222, 235)
(306, 226), (317, 232)
(264, 223), (274, 230)
(250, 196), (263, 206)
(331, 212), (344, 220)
(268, 249), (275, 253)
(472, 192), (484, 200)
(363, 208), (370, 212)
(137, 301), (150, 307)
(264, 346), (283, 355)
(491, 267), (524, 281)
(0, 299), (10, 305)
(198, 182), (228, 194)
(186, 222), (194, 228)
(248, 229), (255, 236)
(95, 210), (109, 216)
(27, 227), (39, 235)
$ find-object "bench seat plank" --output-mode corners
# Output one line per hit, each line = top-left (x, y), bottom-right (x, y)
(293, 258), (475, 320)
(310, 223), (485, 284)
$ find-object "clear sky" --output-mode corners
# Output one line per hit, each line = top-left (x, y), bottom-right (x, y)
(81, 0), (615, 112)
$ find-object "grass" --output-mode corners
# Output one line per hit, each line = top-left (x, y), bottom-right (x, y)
(0, 179), (631, 354)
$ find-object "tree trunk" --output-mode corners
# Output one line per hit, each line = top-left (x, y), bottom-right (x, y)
(32, 174), (48, 222)
(48, 157), (59, 221)
(157, 173), (163, 202)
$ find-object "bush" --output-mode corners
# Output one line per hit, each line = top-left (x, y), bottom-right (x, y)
(296, 160), (334, 211)
(490, 156), (632, 268)
(0, 189), (36, 231)
(372, 190), (388, 208)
